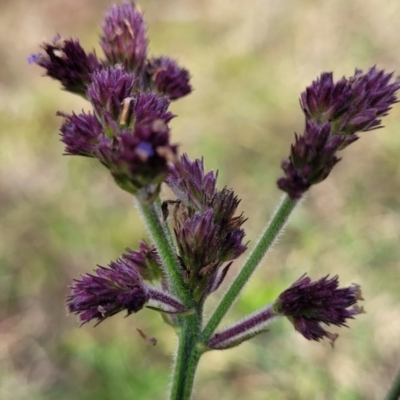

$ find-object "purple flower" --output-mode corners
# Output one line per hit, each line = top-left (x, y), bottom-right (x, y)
(67, 258), (149, 325)
(29, 35), (101, 96)
(277, 122), (357, 199)
(132, 93), (175, 126)
(67, 247), (188, 325)
(300, 66), (400, 135)
(274, 274), (364, 345)
(87, 67), (136, 122)
(146, 56), (192, 100)
(278, 67), (400, 199)
(100, 2), (148, 73)
(97, 119), (177, 200)
(166, 155), (247, 299)
(166, 154), (218, 211)
(122, 241), (163, 282)
(58, 111), (108, 157)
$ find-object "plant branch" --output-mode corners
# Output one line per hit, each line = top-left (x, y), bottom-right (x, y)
(135, 199), (192, 307)
(202, 194), (298, 341)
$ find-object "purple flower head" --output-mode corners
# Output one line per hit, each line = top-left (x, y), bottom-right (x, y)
(87, 67), (136, 123)
(166, 156), (247, 298)
(146, 56), (192, 100)
(29, 35), (101, 96)
(57, 111), (108, 157)
(300, 67), (400, 135)
(121, 241), (163, 282)
(132, 93), (175, 126)
(277, 121), (358, 199)
(67, 258), (149, 325)
(100, 2), (148, 73)
(166, 154), (218, 211)
(98, 119), (177, 200)
(274, 274), (364, 345)
(175, 209), (244, 298)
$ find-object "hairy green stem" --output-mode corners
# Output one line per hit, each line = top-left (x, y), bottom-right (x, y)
(385, 366), (400, 400)
(169, 314), (203, 400)
(136, 199), (192, 307)
(202, 194), (298, 341)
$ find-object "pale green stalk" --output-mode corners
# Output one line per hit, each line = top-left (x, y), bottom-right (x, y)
(135, 199), (192, 307)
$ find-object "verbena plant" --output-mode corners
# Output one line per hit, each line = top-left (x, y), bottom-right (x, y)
(29, 2), (400, 399)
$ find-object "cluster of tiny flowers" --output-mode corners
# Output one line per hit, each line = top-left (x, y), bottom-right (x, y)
(165, 155), (248, 300)
(278, 67), (400, 199)
(274, 274), (364, 345)
(67, 242), (187, 325)
(29, 1), (191, 201)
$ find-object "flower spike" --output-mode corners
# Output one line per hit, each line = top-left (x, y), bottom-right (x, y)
(100, 1), (148, 73)
(29, 35), (101, 96)
(273, 274), (365, 345)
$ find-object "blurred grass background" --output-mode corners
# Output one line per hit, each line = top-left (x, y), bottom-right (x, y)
(1, 0), (400, 399)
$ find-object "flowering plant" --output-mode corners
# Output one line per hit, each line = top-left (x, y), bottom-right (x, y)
(30, 2), (400, 399)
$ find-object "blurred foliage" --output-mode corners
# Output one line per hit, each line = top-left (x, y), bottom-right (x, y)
(1, 0), (400, 399)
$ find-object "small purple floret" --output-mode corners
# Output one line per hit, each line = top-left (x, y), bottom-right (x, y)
(30, 35), (101, 95)
(147, 56), (192, 100)
(58, 111), (107, 157)
(87, 67), (136, 121)
(100, 1), (148, 73)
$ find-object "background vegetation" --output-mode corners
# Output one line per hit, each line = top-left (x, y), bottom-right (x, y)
(1, 0), (400, 399)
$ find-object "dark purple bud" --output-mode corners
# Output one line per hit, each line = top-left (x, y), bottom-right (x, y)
(146, 56), (192, 100)
(175, 208), (246, 299)
(100, 2), (148, 73)
(57, 111), (108, 157)
(67, 258), (149, 325)
(273, 274), (365, 345)
(166, 154), (218, 211)
(87, 67), (136, 123)
(29, 35), (101, 96)
(300, 67), (400, 135)
(97, 120), (177, 201)
(277, 122), (357, 199)
(132, 93), (175, 126)
(121, 241), (163, 282)
(165, 155), (247, 298)
(211, 187), (247, 230)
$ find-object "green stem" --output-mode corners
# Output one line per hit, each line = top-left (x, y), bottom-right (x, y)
(136, 199), (192, 307)
(154, 197), (176, 249)
(169, 314), (203, 400)
(202, 194), (298, 341)
(385, 366), (400, 400)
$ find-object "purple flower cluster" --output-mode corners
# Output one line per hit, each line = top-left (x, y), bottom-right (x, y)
(57, 67), (177, 200)
(274, 274), (364, 345)
(30, 2), (191, 100)
(28, 35), (101, 96)
(30, 2), (194, 200)
(67, 244), (186, 325)
(278, 67), (400, 199)
(166, 155), (247, 300)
